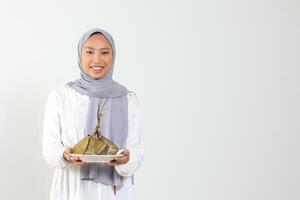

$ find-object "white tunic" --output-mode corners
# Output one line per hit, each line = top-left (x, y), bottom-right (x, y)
(42, 84), (144, 200)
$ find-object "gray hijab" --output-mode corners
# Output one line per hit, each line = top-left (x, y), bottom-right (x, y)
(66, 28), (129, 188)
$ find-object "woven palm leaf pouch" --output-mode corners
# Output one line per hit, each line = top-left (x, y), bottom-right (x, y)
(72, 98), (119, 155)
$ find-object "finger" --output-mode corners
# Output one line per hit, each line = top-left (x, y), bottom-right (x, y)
(69, 156), (81, 163)
(100, 159), (123, 167)
(116, 151), (129, 159)
(115, 157), (122, 162)
(63, 153), (71, 162)
(63, 151), (70, 156)
(64, 148), (73, 154)
(115, 156), (129, 164)
(116, 153), (129, 160)
(71, 158), (87, 164)
(73, 161), (88, 166)
(122, 149), (130, 155)
(103, 161), (116, 167)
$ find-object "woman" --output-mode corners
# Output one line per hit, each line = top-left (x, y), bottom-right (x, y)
(42, 28), (144, 200)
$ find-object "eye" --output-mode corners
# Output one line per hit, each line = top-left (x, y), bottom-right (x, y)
(102, 51), (109, 55)
(86, 51), (94, 54)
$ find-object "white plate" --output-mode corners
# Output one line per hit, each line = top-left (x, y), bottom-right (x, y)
(70, 150), (125, 163)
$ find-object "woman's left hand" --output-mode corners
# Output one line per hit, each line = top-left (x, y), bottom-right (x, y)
(104, 149), (130, 166)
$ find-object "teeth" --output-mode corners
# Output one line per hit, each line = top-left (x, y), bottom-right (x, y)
(92, 67), (103, 70)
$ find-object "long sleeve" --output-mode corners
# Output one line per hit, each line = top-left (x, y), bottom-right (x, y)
(42, 90), (69, 169)
(114, 93), (144, 177)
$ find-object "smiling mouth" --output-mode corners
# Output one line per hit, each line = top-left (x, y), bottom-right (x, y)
(90, 66), (104, 73)
(90, 66), (104, 70)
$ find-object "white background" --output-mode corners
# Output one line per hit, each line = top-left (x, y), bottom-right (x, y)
(0, 0), (299, 199)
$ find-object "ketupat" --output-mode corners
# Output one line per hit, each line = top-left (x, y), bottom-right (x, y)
(72, 97), (119, 155)
(72, 134), (119, 155)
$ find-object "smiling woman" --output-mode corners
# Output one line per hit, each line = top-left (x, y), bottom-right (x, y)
(81, 33), (113, 79)
(42, 28), (144, 200)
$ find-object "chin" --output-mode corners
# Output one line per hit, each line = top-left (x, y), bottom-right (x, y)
(86, 69), (108, 79)
(91, 74), (105, 79)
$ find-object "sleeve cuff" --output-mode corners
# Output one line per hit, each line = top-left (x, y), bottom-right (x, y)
(57, 146), (70, 168)
(114, 163), (131, 177)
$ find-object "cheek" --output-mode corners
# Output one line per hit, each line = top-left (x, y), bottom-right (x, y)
(105, 56), (113, 66)
(81, 56), (90, 68)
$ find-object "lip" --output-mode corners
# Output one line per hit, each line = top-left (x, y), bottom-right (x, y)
(90, 66), (104, 74)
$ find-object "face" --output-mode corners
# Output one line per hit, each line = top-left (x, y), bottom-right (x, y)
(81, 33), (113, 79)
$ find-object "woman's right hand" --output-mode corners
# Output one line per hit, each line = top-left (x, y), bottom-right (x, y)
(63, 147), (88, 166)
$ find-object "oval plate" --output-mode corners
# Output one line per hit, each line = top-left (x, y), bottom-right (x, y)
(69, 154), (123, 163)
(69, 149), (125, 163)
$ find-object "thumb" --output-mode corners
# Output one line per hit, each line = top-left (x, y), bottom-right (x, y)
(64, 147), (73, 154)
(123, 149), (130, 156)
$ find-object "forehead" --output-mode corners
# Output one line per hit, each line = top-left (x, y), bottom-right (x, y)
(83, 33), (112, 48)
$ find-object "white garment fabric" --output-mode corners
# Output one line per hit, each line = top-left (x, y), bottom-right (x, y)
(42, 84), (144, 200)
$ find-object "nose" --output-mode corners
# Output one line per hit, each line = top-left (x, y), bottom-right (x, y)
(92, 52), (103, 64)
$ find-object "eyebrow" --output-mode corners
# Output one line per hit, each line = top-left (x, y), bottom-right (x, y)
(83, 47), (110, 50)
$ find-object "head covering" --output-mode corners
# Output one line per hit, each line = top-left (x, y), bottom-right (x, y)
(66, 28), (129, 188)
(67, 28), (127, 97)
